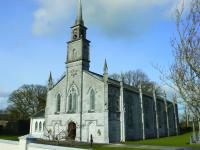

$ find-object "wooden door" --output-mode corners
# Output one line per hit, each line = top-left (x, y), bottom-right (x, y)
(68, 122), (76, 140)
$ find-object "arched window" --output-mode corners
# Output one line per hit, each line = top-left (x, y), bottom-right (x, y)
(90, 89), (95, 111)
(43, 122), (45, 131)
(68, 94), (73, 111)
(35, 122), (38, 132)
(39, 122), (42, 132)
(68, 86), (78, 113)
(57, 94), (61, 112)
(73, 93), (77, 111)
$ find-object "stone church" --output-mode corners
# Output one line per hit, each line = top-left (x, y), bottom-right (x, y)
(30, 0), (179, 143)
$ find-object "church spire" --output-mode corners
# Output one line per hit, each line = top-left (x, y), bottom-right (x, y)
(48, 72), (54, 90)
(76, 0), (84, 25)
(67, 0), (90, 71)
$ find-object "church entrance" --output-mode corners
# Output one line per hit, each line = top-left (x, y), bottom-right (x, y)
(68, 122), (76, 140)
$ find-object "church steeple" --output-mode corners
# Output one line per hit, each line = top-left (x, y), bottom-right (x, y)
(70, 0), (87, 40)
(66, 0), (90, 71)
(75, 0), (84, 25)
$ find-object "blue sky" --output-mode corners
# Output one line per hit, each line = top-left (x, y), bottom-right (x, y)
(0, 0), (191, 110)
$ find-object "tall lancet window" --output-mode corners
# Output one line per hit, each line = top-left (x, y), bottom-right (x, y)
(56, 94), (61, 112)
(68, 94), (73, 111)
(35, 122), (38, 132)
(68, 86), (78, 113)
(90, 89), (95, 111)
(73, 93), (77, 111)
(39, 122), (42, 132)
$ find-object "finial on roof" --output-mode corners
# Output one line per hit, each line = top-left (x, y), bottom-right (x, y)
(103, 59), (108, 81)
(48, 71), (54, 90)
(76, 0), (84, 25)
(48, 72), (52, 81)
(104, 59), (108, 74)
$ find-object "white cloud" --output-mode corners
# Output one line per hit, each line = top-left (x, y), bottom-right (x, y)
(0, 88), (9, 110)
(0, 97), (8, 110)
(0, 88), (9, 98)
(32, 0), (192, 36)
(32, 0), (75, 35)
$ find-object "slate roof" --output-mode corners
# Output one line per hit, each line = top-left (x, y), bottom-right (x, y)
(85, 71), (173, 103)
(49, 70), (173, 104)
(31, 109), (45, 118)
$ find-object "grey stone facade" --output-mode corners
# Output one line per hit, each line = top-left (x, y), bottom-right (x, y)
(31, 0), (179, 144)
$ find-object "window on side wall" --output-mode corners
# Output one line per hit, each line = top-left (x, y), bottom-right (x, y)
(39, 122), (42, 132)
(35, 121), (38, 132)
(56, 94), (61, 113)
(89, 89), (95, 112)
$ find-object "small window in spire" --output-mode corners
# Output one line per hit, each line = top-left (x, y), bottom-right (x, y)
(73, 29), (78, 40)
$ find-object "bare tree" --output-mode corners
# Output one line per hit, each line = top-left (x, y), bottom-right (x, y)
(110, 69), (150, 86)
(109, 73), (121, 81)
(8, 84), (47, 120)
(155, 0), (200, 119)
(110, 69), (163, 96)
(170, 0), (200, 118)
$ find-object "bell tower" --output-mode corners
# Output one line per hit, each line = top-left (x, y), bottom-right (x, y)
(66, 0), (90, 71)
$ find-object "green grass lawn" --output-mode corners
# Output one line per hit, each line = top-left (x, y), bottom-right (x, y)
(125, 132), (200, 148)
(0, 132), (200, 150)
(0, 135), (19, 141)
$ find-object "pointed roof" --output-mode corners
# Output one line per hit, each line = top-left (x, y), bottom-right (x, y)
(76, 0), (84, 25)
(104, 59), (108, 73)
(31, 109), (45, 118)
(48, 72), (53, 82)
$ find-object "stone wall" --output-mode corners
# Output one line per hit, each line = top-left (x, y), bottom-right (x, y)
(45, 71), (107, 143)
(81, 71), (106, 143)
(44, 68), (179, 143)
(124, 89), (142, 140)
(30, 118), (45, 138)
(143, 95), (156, 138)
(0, 140), (18, 150)
(0, 138), (87, 150)
(168, 102), (176, 136)
(108, 84), (120, 143)
(106, 82), (179, 142)
(157, 99), (167, 137)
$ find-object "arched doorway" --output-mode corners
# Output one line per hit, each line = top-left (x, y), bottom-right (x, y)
(68, 122), (76, 140)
